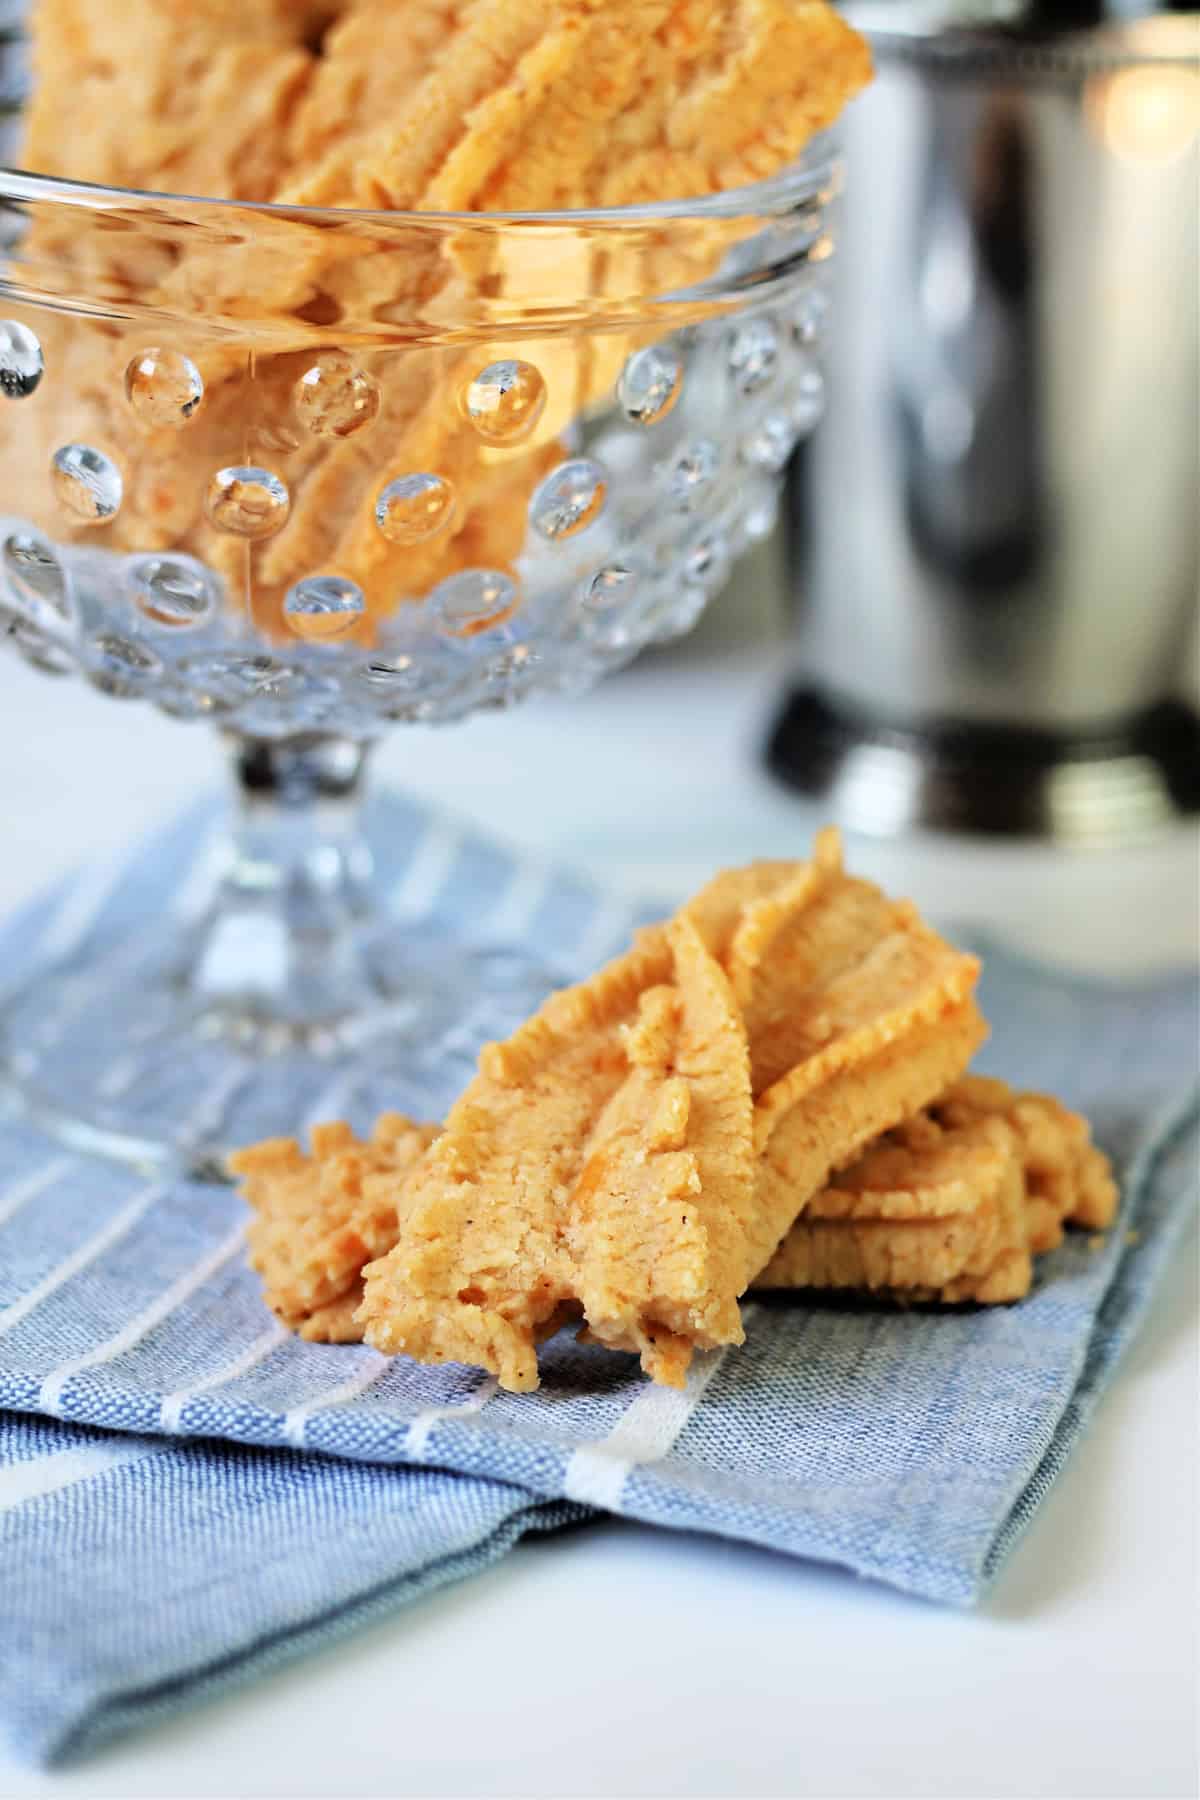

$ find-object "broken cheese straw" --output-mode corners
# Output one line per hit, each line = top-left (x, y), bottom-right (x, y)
(284, 1), (463, 179)
(13, 0), (513, 626)
(230, 1114), (440, 1341)
(682, 835), (989, 1284)
(265, 0), (871, 612)
(757, 1108), (1035, 1304)
(231, 837), (982, 1386)
(20, 0), (330, 212)
(277, 0), (868, 213)
(570, 914), (757, 1386)
(931, 1077), (1120, 1244)
(353, 834), (982, 1391)
(356, 926), (676, 1393)
(355, 911), (757, 1391)
(753, 1076), (1119, 1303)
(6, 0), (345, 542)
(189, 0), (869, 625)
(9, 0), (870, 633)
(237, 1079), (1117, 1347)
(595, 0), (877, 208)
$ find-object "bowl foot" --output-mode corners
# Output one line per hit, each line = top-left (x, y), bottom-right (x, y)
(0, 918), (564, 1182)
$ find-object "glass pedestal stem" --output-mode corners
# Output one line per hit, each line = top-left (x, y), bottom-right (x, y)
(175, 734), (381, 1051)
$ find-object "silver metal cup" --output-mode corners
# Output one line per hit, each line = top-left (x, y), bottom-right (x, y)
(769, 8), (1200, 841)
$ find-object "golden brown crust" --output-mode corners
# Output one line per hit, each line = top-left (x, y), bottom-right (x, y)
(228, 1112), (439, 1337)
(350, 837), (981, 1389)
(682, 836), (984, 1129)
(939, 1078), (1120, 1240)
(273, 0), (871, 214)
(231, 839), (985, 1386)
(354, 926), (691, 1391)
(567, 915), (757, 1381)
(755, 1111), (1032, 1299)
(297, 1283), (370, 1344)
(232, 963), (1114, 1366)
(22, 1), (329, 204)
(754, 1076), (1118, 1304)
(228, 826), (1118, 1374)
(241, 1067), (1115, 1347)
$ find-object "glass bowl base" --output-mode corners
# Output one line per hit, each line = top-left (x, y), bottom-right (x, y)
(0, 920), (566, 1182)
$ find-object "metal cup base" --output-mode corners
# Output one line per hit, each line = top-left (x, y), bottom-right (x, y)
(765, 687), (1200, 845)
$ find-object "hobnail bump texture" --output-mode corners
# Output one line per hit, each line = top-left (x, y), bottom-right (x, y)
(0, 178), (837, 739)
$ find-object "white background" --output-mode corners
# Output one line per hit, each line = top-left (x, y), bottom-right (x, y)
(0, 615), (1196, 1800)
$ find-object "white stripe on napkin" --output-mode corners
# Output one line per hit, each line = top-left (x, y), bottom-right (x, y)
(23, 939), (150, 1059)
(0, 1184), (163, 1338)
(15, 803), (214, 1051)
(282, 1355), (389, 1449)
(404, 1374), (499, 1460)
(485, 861), (551, 945)
(179, 1065), (254, 1156)
(95, 1054), (145, 1101)
(571, 894), (638, 976)
(437, 997), (502, 1062)
(100, 1055), (251, 1137)
(0, 1155), (74, 1230)
(168, 819), (226, 924)
(36, 1224), (248, 1415)
(160, 1319), (290, 1433)
(563, 1325), (745, 1511)
(389, 819), (463, 921)
(0, 1437), (169, 1513)
(301, 1073), (359, 1136)
(33, 837), (143, 967)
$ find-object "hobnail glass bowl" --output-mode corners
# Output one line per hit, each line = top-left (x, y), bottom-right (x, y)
(0, 103), (840, 1177)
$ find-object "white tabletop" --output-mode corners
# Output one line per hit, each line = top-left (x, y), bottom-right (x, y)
(0, 630), (1197, 1800)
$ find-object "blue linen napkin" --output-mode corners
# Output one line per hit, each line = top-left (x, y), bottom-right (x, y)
(1, 794), (1196, 1767)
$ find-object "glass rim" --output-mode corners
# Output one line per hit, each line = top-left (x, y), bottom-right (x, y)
(0, 133), (840, 232)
